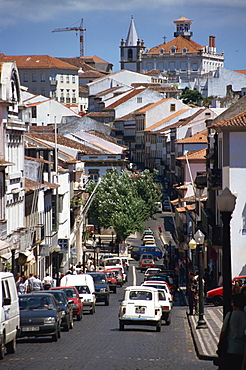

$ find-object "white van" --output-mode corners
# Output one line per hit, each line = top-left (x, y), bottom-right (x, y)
(60, 274), (96, 314)
(0, 272), (20, 359)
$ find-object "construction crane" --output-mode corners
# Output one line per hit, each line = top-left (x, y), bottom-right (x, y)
(52, 18), (86, 57)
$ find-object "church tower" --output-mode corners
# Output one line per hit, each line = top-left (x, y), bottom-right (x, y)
(120, 17), (145, 72)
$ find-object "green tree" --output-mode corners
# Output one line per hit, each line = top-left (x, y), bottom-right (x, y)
(180, 87), (203, 106)
(86, 169), (161, 242)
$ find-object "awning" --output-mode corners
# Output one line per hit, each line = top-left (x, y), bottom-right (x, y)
(19, 250), (36, 265)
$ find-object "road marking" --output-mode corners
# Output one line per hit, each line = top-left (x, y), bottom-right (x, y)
(132, 265), (136, 286)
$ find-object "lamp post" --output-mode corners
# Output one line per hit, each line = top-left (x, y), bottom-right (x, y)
(54, 245), (61, 287)
(217, 187), (236, 319)
(183, 243), (189, 294)
(194, 230), (207, 329)
(189, 238), (197, 273)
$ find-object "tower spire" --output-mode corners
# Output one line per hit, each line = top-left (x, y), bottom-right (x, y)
(126, 17), (138, 46)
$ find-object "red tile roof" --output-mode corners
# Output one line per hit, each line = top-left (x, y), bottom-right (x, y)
(104, 88), (146, 110)
(0, 54), (78, 70)
(177, 130), (207, 144)
(147, 35), (203, 54)
(208, 110), (246, 129)
(176, 148), (207, 161)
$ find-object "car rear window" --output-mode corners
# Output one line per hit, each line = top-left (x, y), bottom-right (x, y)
(129, 291), (152, 300)
(76, 285), (90, 294)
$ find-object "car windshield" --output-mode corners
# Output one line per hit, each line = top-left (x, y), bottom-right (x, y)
(49, 291), (66, 304)
(143, 260), (153, 263)
(61, 288), (77, 298)
(129, 291), (152, 300)
(90, 274), (106, 283)
(19, 296), (54, 310)
(76, 285), (90, 294)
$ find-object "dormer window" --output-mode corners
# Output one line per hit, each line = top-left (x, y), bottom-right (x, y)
(159, 48), (165, 54)
(170, 46), (176, 53)
(182, 48), (187, 53)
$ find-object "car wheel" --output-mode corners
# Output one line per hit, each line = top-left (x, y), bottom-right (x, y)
(52, 330), (59, 342)
(69, 316), (74, 329)
(113, 287), (117, 294)
(0, 338), (5, 360)
(156, 323), (161, 332)
(63, 317), (70, 331)
(6, 335), (17, 354)
(77, 312), (82, 321)
(213, 295), (223, 306)
(166, 315), (171, 326)
(105, 297), (109, 306)
(119, 321), (124, 331)
(58, 325), (61, 339)
(90, 304), (95, 314)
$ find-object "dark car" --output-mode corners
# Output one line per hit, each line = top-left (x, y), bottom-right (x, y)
(50, 286), (83, 321)
(87, 272), (110, 306)
(42, 290), (74, 331)
(19, 293), (62, 342)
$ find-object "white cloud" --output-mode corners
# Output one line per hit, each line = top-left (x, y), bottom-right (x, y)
(0, 0), (245, 24)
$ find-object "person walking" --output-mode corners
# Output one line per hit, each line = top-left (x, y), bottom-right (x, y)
(42, 273), (53, 290)
(32, 275), (42, 291)
(187, 272), (198, 315)
(16, 276), (28, 295)
(27, 273), (36, 293)
(217, 293), (246, 370)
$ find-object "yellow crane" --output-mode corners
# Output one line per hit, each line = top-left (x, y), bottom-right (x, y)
(52, 18), (86, 57)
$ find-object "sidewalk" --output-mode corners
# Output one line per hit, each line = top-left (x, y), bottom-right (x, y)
(187, 303), (223, 360)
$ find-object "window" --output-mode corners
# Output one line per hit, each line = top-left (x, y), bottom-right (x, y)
(170, 104), (176, 112)
(72, 76), (75, 84)
(32, 73), (37, 82)
(180, 62), (187, 71)
(31, 106), (37, 118)
(169, 62), (175, 72)
(23, 73), (28, 82)
(66, 75), (69, 83)
(170, 47), (176, 53)
(182, 48), (187, 53)
(128, 49), (133, 60)
(192, 62), (198, 71)
(60, 74), (64, 83)
(40, 73), (45, 82)
(137, 97), (142, 103)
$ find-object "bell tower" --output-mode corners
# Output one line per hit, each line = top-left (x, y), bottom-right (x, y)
(120, 17), (145, 72)
(174, 17), (193, 40)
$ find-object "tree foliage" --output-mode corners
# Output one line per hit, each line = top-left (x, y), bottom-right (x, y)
(180, 87), (203, 106)
(86, 169), (161, 242)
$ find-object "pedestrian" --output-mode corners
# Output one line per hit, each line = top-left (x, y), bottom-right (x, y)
(216, 293), (246, 370)
(187, 272), (198, 315)
(42, 273), (53, 290)
(179, 264), (185, 287)
(32, 275), (42, 291)
(232, 280), (242, 294)
(218, 272), (223, 287)
(88, 262), (95, 272)
(27, 273), (36, 292)
(16, 276), (28, 295)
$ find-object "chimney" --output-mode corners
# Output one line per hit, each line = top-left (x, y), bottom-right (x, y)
(209, 36), (216, 54)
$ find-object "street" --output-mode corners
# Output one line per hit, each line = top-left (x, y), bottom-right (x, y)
(2, 214), (216, 370)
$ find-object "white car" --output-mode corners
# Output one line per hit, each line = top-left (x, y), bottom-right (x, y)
(144, 268), (162, 280)
(142, 235), (155, 242)
(142, 281), (173, 307)
(119, 286), (162, 332)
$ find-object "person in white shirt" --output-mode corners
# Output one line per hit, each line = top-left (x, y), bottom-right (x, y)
(42, 273), (53, 290)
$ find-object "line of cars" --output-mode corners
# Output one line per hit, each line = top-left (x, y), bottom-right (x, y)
(0, 256), (130, 360)
(119, 229), (174, 331)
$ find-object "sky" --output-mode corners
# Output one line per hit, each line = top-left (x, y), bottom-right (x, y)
(0, 0), (245, 72)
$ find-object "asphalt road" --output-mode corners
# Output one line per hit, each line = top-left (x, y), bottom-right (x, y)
(2, 215), (215, 369)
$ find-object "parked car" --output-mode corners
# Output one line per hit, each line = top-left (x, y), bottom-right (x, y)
(0, 272), (20, 359)
(139, 259), (156, 272)
(87, 272), (110, 306)
(50, 286), (83, 321)
(119, 286), (162, 332)
(19, 293), (62, 341)
(206, 275), (246, 306)
(38, 290), (73, 331)
(103, 270), (117, 293)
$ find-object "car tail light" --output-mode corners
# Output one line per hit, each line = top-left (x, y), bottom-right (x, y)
(123, 307), (126, 314)
(163, 306), (169, 310)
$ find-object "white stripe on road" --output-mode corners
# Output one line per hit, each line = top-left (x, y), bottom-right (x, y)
(132, 265), (136, 286)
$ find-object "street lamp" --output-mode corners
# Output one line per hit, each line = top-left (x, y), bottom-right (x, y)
(183, 242), (189, 294)
(217, 187), (236, 319)
(194, 229), (207, 329)
(54, 245), (61, 287)
(189, 238), (197, 273)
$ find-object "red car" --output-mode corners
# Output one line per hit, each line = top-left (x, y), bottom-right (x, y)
(139, 259), (156, 272)
(206, 275), (246, 306)
(103, 270), (117, 293)
(51, 286), (83, 320)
